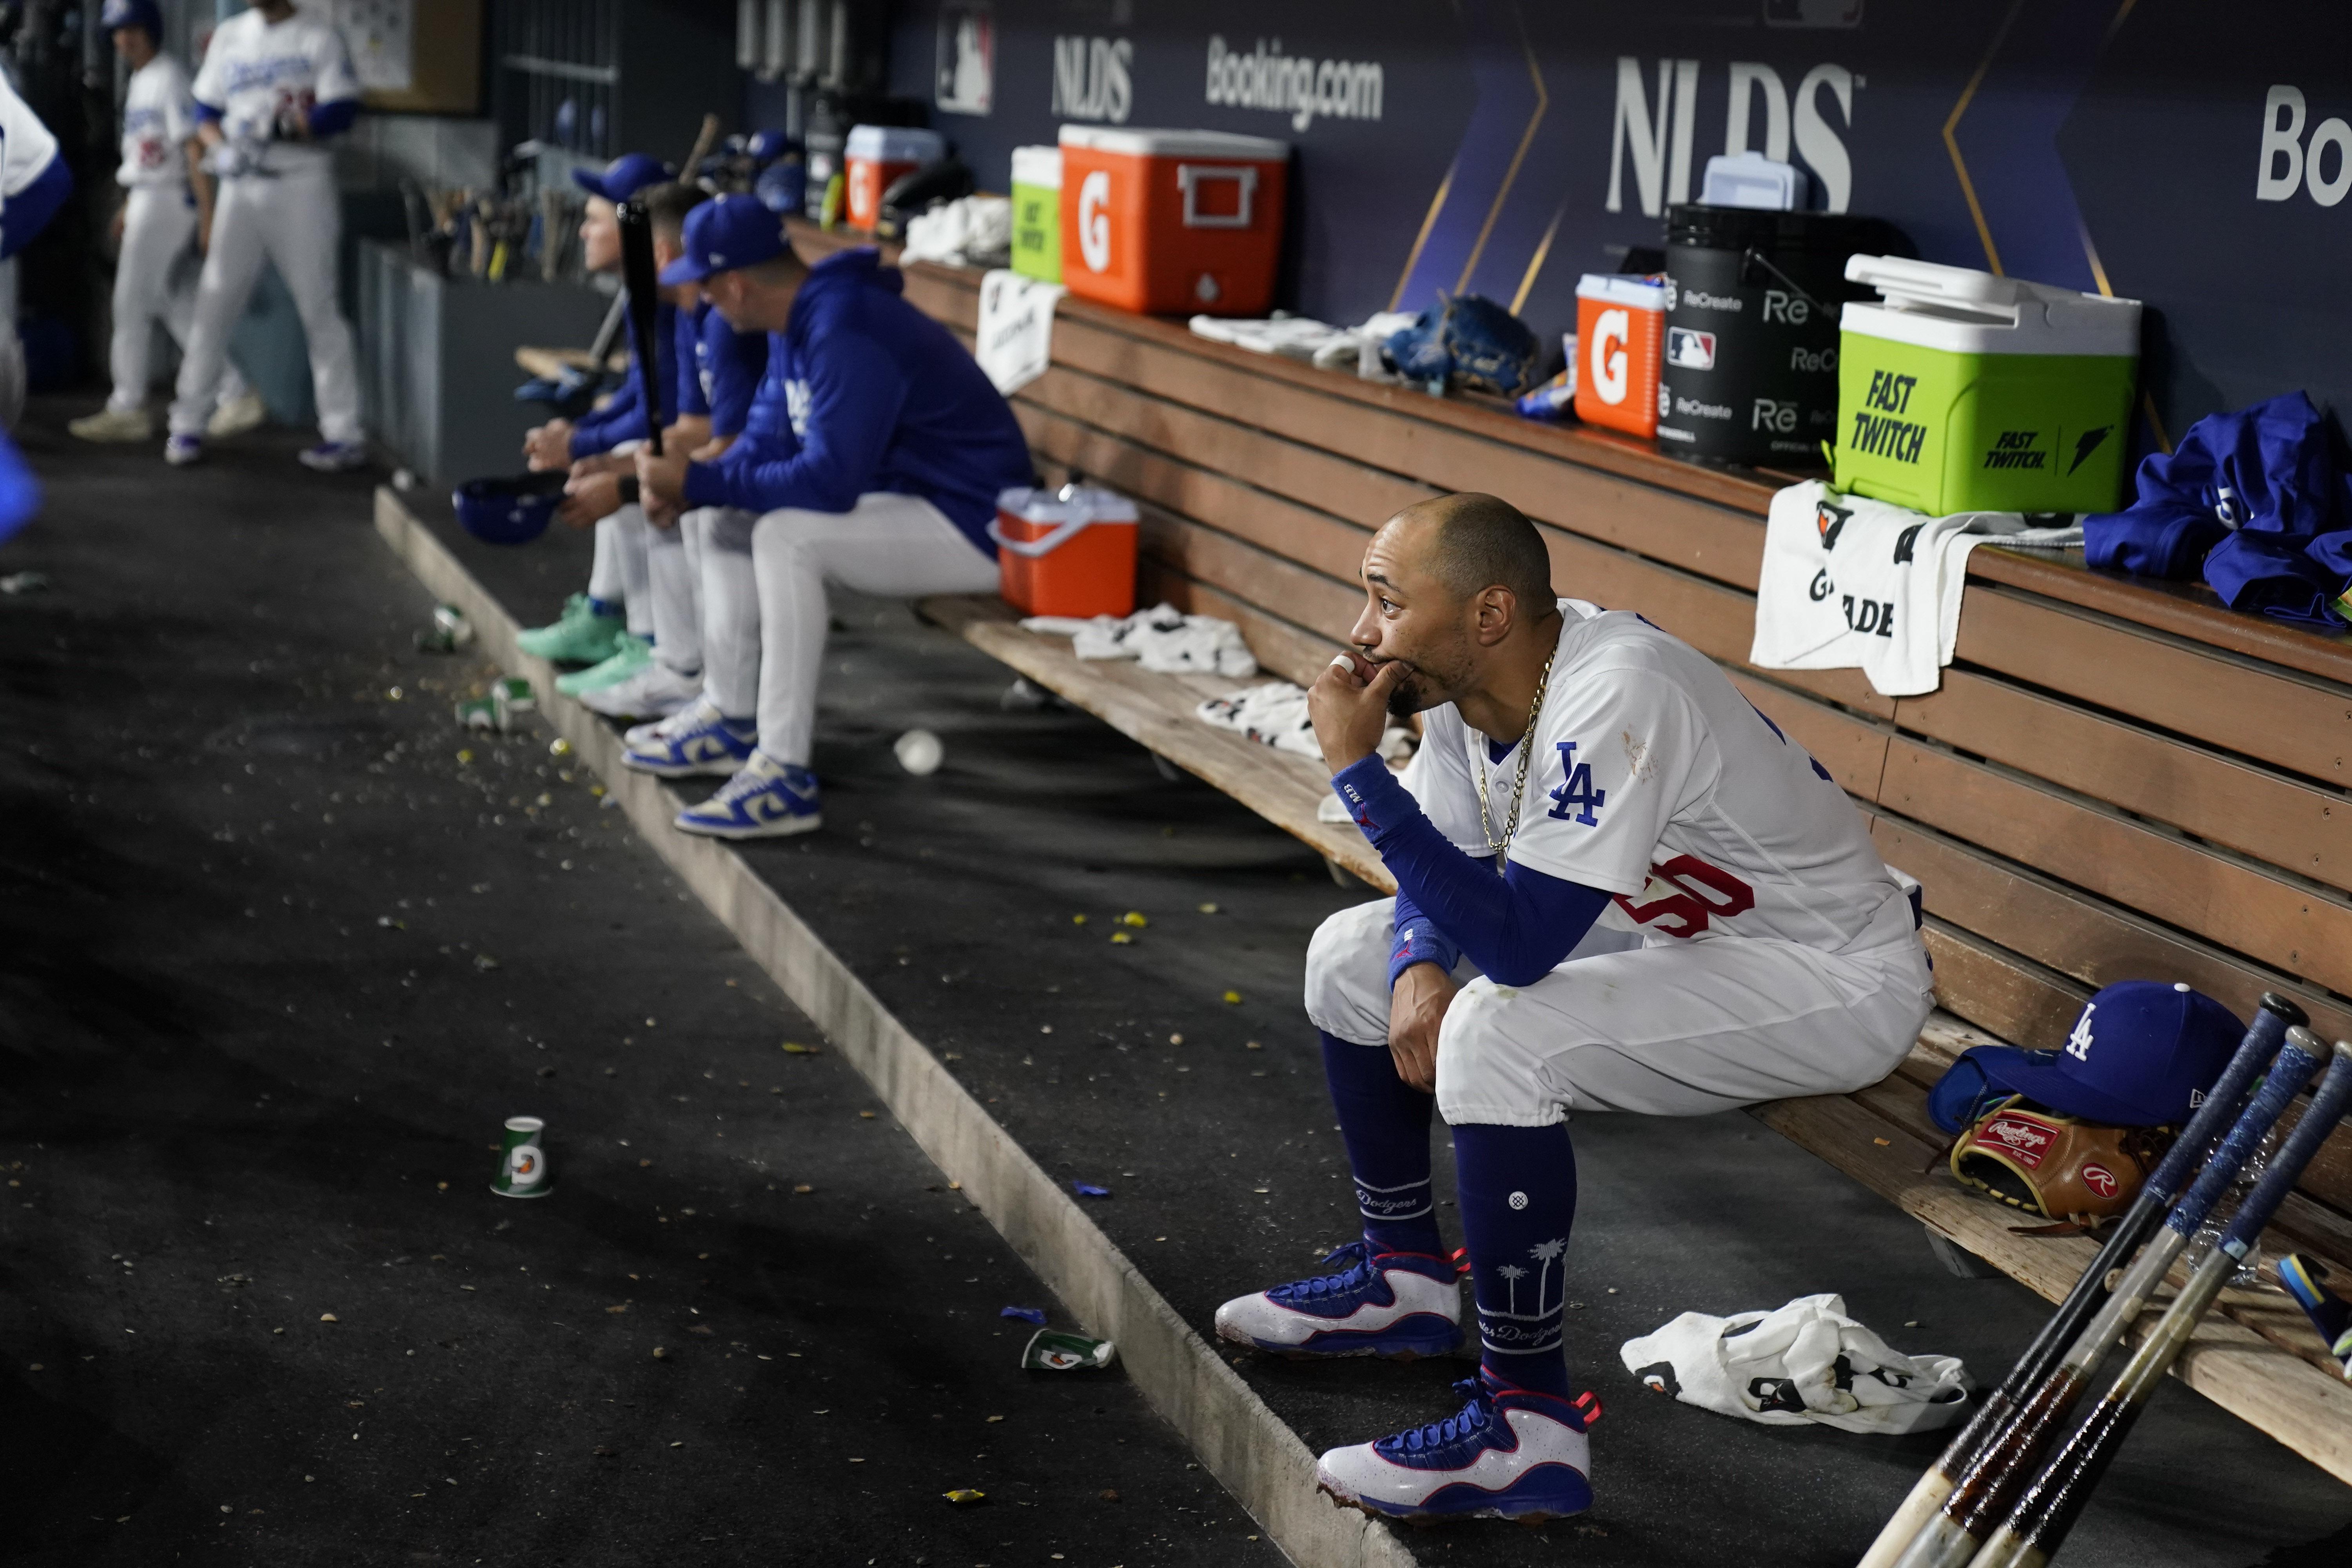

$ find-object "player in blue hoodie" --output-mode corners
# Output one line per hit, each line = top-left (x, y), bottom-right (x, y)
(633, 194), (1033, 838)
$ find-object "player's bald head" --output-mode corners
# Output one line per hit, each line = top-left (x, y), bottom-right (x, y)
(1381, 493), (1553, 612)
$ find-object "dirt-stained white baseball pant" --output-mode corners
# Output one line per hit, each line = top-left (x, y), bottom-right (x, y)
(586, 505), (654, 638)
(749, 493), (998, 765)
(168, 158), (359, 444)
(107, 187), (250, 416)
(1304, 897), (1933, 1124)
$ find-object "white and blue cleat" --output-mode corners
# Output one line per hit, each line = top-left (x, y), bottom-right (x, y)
(621, 699), (755, 778)
(1214, 1240), (1464, 1360)
(1316, 1373), (1599, 1526)
(674, 753), (822, 839)
(298, 439), (370, 473)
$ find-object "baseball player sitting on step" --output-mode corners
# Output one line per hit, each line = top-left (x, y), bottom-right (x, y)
(631, 194), (1033, 840)
(72, 0), (261, 446)
(1212, 493), (1933, 1526)
(163, 0), (363, 471)
(514, 153), (679, 693)
(557, 180), (768, 726)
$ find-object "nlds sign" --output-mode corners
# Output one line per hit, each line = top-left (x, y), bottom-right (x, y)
(1608, 56), (1858, 215)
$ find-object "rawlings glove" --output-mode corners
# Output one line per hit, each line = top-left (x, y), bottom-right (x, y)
(1948, 1096), (2173, 1228)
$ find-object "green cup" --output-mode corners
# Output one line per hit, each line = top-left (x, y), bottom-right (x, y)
(1022, 1328), (1115, 1371)
(491, 1116), (554, 1198)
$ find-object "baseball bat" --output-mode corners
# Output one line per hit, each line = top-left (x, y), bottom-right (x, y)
(1888, 1020), (2327, 1568)
(1855, 994), (2305, 1568)
(682, 113), (722, 185)
(1968, 1039), (2352, 1568)
(2275, 1253), (2352, 1378)
(616, 199), (666, 457)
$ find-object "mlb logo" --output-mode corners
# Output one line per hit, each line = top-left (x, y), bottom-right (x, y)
(1666, 328), (1717, 371)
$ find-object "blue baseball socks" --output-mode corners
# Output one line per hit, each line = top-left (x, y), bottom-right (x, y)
(1452, 1119), (1579, 1401)
(1320, 1031), (1445, 1258)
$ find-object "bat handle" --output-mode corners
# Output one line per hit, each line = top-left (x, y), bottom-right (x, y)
(2142, 993), (2302, 1204)
(2220, 1042), (2352, 1259)
(2164, 1029), (2327, 1242)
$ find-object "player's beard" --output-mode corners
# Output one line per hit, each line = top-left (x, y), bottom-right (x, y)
(1375, 639), (1476, 718)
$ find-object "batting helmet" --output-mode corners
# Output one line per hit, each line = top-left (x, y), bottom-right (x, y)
(452, 472), (566, 546)
(100, 0), (162, 38)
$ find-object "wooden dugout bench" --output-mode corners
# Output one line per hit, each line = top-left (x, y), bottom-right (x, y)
(791, 224), (2352, 1480)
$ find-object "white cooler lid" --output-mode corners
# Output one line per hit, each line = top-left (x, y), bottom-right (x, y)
(1575, 273), (1666, 310)
(1058, 125), (1289, 161)
(1840, 255), (2141, 357)
(846, 124), (946, 163)
(1011, 145), (1062, 189)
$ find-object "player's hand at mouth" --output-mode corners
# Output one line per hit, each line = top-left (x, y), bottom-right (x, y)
(1388, 962), (1456, 1092)
(1309, 649), (1405, 776)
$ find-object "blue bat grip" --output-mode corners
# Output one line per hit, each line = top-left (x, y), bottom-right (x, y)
(2223, 1048), (2352, 1258)
(2165, 1032), (2325, 1241)
(2143, 1000), (2298, 1205)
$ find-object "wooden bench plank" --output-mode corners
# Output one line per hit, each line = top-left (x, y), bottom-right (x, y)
(1879, 740), (2352, 997)
(917, 595), (1390, 891)
(1955, 586), (2352, 790)
(1895, 669), (2352, 898)
(1871, 815), (2352, 1050)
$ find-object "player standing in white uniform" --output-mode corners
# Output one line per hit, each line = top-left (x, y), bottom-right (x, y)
(70, 0), (261, 446)
(0, 54), (73, 430)
(1212, 493), (1933, 1525)
(164, 0), (365, 471)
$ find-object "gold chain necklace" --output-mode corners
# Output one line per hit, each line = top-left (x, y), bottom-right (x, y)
(1473, 650), (1557, 873)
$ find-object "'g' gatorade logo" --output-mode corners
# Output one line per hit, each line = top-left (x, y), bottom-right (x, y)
(1078, 170), (1113, 274)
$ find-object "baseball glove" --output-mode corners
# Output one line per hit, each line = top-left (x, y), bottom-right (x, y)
(1948, 1097), (2174, 1228)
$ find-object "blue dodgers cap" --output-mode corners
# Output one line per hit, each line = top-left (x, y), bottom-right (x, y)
(572, 152), (676, 203)
(659, 193), (789, 284)
(1928, 981), (2246, 1131)
(100, 0), (163, 34)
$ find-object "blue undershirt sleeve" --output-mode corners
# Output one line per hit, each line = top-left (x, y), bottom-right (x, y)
(0, 152), (71, 258)
(1336, 755), (1612, 988)
(306, 98), (360, 139)
(1387, 889), (1462, 990)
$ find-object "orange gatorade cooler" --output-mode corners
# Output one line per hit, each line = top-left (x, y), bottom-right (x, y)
(844, 125), (944, 230)
(1573, 274), (1668, 438)
(1056, 126), (1289, 316)
(990, 484), (1141, 618)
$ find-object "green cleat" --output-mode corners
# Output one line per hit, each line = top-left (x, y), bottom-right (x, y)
(555, 633), (653, 697)
(517, 595), (628, 665)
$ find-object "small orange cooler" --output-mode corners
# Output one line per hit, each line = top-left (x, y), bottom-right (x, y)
(990, 485), (1140, 618)
(1573, 273), (1668, 438)
(1057, 126), (1289, 316)
(844, 125), (945, 230)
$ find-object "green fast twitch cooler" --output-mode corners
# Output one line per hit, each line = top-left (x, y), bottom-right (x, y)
(1011, 144), (1062, 283)
(1834, 256), (2142, 515)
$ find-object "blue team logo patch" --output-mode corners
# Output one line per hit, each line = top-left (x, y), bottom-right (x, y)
(1545, 741), (1606, 826)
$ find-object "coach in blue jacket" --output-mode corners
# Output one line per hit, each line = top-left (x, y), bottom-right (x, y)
(635, 195), (1033, 838)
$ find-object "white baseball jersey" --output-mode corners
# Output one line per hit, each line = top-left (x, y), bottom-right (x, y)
(118, 54), (198, 189)
(1399, 598), (1912, 955)
(0, 70), (59, 208)
(190, 5), (358, 171)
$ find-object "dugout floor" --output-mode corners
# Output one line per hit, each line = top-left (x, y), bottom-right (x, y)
(2, 399), (2347, 1566)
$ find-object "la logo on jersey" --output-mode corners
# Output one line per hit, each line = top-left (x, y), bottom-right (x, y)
(1546, 741), (1606, 826)
(2065, 1003), (2096, 1062)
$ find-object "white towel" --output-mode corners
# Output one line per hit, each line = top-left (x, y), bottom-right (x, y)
(1196, 680), (1414, 763)
(1750, 480), (2083, 698)
(1619, 1292), (1970, 1436)
(1022, 602), (1258, 678)
(975, 269), (1065, 396)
